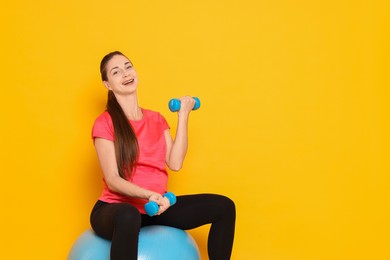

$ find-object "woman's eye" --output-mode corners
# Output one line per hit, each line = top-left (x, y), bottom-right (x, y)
(113, 71), (119, 75)
(126, 66), (132, 70)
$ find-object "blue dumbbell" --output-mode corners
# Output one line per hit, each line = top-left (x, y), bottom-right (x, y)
(144, 192), (177, 216)
(168, 97), (201, 112)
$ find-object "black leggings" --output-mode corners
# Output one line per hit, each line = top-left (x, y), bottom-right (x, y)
(90, 194), (236, 260)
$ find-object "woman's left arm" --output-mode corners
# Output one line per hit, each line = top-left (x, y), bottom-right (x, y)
(165, 96), (195, 171)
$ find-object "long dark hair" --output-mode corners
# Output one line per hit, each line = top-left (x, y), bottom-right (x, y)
(100, 51), (138, 179)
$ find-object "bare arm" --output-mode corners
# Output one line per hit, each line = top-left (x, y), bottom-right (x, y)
(165, 96), (196, 171)
(94, 138), (161, 200)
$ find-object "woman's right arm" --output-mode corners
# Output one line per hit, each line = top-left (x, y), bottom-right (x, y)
(94, 137), (157, 200)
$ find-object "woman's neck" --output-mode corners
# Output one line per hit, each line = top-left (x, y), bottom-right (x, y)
(115, 93), (143, 121)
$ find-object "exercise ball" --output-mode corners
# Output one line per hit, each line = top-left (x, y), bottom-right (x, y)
(68, 225), (200, 260)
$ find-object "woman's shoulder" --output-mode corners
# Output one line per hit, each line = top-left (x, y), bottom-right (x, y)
(95, 110), (111, 119)
(94, 111), (112, 124)
(91, 111), (114, 140)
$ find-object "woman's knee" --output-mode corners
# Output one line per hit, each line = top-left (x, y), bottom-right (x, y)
(114, 204), (142, 229)
(217, 195), (236, 216)
(202, 194), (236, 218)
(90, 203), (141, 240)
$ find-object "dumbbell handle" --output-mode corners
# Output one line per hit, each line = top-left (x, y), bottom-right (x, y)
(168, 97), (201, 112)
(144, 192), (177, 217)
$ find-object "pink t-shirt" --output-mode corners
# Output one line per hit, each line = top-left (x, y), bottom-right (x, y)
(91, 109), (170, 214)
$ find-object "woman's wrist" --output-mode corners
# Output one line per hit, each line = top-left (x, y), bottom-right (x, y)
(144, 190), (155, 200)
(177, 110), (190, 120)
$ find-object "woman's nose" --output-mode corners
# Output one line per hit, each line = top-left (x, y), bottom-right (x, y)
(123, 71), (130, 77)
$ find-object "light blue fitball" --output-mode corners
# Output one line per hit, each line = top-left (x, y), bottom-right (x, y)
(68, 225), (200, 260)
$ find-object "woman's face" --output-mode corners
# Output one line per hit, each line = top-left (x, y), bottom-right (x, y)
(103, 55), (139, 95)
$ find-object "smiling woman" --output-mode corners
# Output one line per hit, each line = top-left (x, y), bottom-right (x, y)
(101, 53), (138, 97)
(88, 51), (236, 260)
(3, 0), (388, 259)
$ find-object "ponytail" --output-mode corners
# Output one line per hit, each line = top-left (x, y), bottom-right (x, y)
(106, 90), (139, 179)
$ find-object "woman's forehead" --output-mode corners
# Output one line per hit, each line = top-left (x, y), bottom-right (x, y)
(107, 55), (131, 68)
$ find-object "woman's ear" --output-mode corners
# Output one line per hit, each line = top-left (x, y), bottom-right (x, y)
(103, 81), (111, 90)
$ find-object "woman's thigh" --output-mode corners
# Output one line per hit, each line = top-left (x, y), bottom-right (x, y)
(141, 194), (234, 230)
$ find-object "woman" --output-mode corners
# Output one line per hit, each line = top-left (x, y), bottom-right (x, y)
(90, 51), (236, 260)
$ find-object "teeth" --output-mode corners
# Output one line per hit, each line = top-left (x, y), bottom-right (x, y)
(123, 79), (134, 85)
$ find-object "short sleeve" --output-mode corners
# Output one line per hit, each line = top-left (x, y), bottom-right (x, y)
(91, 112), (115, 141)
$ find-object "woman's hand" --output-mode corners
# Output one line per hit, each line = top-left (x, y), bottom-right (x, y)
(178, 96), (196, 116)
(148, 193), (171, 215)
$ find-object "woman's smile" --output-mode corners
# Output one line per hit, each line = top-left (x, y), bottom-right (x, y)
(122, 78), (135, 86)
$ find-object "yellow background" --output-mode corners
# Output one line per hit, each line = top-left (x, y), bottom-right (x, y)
(1, 0), (389, 259)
